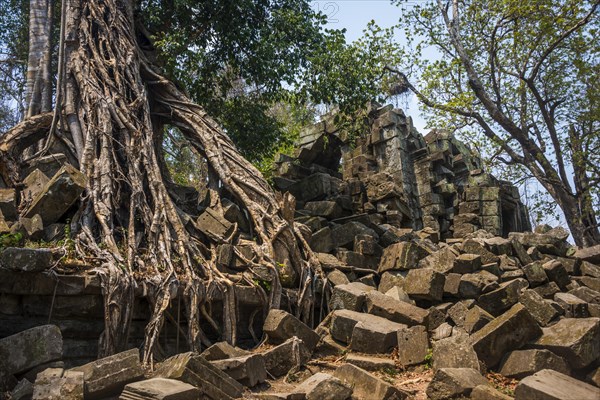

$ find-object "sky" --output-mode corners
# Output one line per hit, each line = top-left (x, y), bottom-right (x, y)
(311, 0), (428, 132)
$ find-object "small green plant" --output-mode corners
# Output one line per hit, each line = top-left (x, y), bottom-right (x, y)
(0, 232), (24, 248)
(252, 278), (272, 293)
(424, 348), (433, 369)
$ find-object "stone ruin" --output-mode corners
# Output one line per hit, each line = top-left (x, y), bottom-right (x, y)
(1, 105), (600, 399)
(273, 103), (531, 240)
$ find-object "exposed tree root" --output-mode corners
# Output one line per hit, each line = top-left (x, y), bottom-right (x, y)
(0, 0), (322, 365)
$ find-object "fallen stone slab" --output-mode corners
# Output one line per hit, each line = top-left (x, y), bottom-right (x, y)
(210, 354), (267, 387)
(350, 317), (406, 354)
(0, 324), (63, 375)
(418, 246), (456, 274)
(119, 378), (201, 400)
(543, 260), (570, 290)
(574, 244), (600, 264)
(263, 309), (320, 351)
(333, 363), (409, 400)
(71, 348), (143, 399)
(453, 253), (481, 274)
(463, 306), (494, 334)
(201, 342), (249, 361)
(261, 337), (311, 378)
(425, 368), (489, 400)
(432, 336), (480, 371)
(345, 354), (395, 371)
(364, 290), (428, 326)
(378, 271), (405, 294)
(378, 241), (430, 273)
(522, 261), (549, 287)
(384, 286), (413, 304)
(470, 303), (542, 368)
(154, 352), (243, 400)
(477, 278), (527, 316)
(0, 247), (56, 272)
(329, 309), (402, 346)
(514, 369), (600, 400)
(447, 300), (475, 328)
(404, 268), (445, 302)
(470, 384), (513, 400)
(10, 378), (33, 400)
(458, 271), (498, 299)
(292, 372), (352, 400)
(329, 282), (375, 311)
(332, 221), (378, 249)
(397, 326), (429, 366)
(24, 164), (86, 225)
(532, 317), (600, 370)
(498, 349), (570, 379)
(32, 368), (84, 400)
(519, 289), (561, 327)
(554, 292), (589, 318)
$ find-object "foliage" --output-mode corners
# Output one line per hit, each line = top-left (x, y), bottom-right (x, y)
(388, 0), (600, 244)
(0, 232), (24, 248)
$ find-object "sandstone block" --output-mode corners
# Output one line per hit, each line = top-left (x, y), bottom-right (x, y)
(515, 369), (600, 400)
(0, 325), (63, 376)
(263, 309), (319, 351)
(333, 363), (409, 400)
(498, 349), (570, 379)
(425, 368), (489, 400)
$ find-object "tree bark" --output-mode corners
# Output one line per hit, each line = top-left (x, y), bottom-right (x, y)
(25, 0), (53, 118)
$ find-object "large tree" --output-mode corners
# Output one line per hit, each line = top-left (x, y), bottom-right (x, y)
(1, 0), (324, 363)
(389, 0), (600, 246)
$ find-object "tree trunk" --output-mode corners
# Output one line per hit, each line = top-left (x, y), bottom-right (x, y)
(45, 0), (321, 362)
(25, 0), (53, 118)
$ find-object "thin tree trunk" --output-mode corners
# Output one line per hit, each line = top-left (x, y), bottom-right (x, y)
(25, 0), (53, 118)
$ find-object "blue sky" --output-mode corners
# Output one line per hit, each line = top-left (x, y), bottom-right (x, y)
(312, 0), (428, 131)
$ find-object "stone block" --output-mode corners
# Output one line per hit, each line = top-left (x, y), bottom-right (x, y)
(532, 281), (561, 299)
(24, 164), (86, 225)
(470, 303), (542, 368)
(478, 278), (527, 316)
(447, 300), (475, 327)
(569, 286), (600, 304)
(292, 372), (352, 400)
(345, 354), (395, 371)
(425, 368), (489, 400)
(201, 342), (249, 361)
(263, 309), (319, 351)
(532, 318), (600, 369)
(309, 226), (334, 253)
(333, 363), (409, 400)
(418, 246), (456, 274)
(499, 349), (570, 379)
(384, 286), (413, 304)
(515, 369), (600, 400)
(210, 354), (266, 387)
(377, 271), (405, 294)
(453, 253), (481, 274)
(329, 282), (375, 312)
(0, 247), (55, 272)
(119, 378), (201, 400)
(463, 306), (494, 334)
(470, 385), (513, 400)
(404, 268), (445, 302)
(154, 352), (243, 400)
(0, 324), (63, 375)
(462, 239), (499, 265)
(397, 326), (429, 366)
(261, 337), (310, 378)
(71, 348), (143, 399)
(350, 317), (405, 354)
(554, 292), (589, 318)
(364, 290), (428, 326)
(327, 270), (349, 287)
(443, 273), (461, 297)
(432, 336), (480, 371)
(378, 241), (430, 273)
(458, 271), (498, 299)
(32, 368), (83, 400)
(0, 188), (17, 221)
(582, 261), (600, 278)
(543, 260), (570, 290)
(305, 201), (343, 219)
(574, 244), (600, 264)
(196, 208), (235, 240)
(331, 221), (377, 249)
(522, 261), (549, 287)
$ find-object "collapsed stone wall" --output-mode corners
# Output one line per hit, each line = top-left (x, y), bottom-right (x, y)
(273, 104), (531, 240)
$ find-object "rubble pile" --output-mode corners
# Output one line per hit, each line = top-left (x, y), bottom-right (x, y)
(1, 106), (600, 399)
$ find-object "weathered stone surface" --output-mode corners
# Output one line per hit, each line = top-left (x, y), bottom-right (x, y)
(350, 317), (405, 354)
(119, 378), (201, 400)
(574, 245), (600, 264)
(201, 342), (249, 361)
(433, 336), (480, 371)
(569, 286), (600, 304)
(0, 247), (55, 272)
(425, 368), (489, 400)
(470, 303), (542, 368)
(364, 290), (428, 326)
(397, 326), (429, 366)
(533, 281), (561, 299)
(0, 188), (17, 221)
(292, 372), (352, 400)
(378, 241), (430, 273)
(532, 318), (600, 369)
(499, 349), (570, 379)
(71, 348), (143, 399)
(543, 260), (570, 290)
(10, 378), (33, 400)
(263, 309), (319, 350)
(418, 246), (456, 274)
(329, 282), (375, 311)
(458, 271), (498, 299)
(0, 324), (63, 375)
(515, 369), (600, 400)
(554, 292), (589, 318)
(333, 363), (409, 400)
(453, 253), (481, 274)
(154, 352), (243, 400)
(463, 305), (494, 334)
(331, 221), (377, 249)
(510, 232), (569, 256)
(470, 385), (512, 400)
(196, 208), (235, 240)
(443, 273), (461, 297)
(404, 268), (445, 301)
(377, 271), (405, 294)
(305, 201), (343, 219)
(478, 278), (527, 316)
(462, 239), (499, 265)
(447, 300), (474, 327)
(384, 286), (413, 304)
(24, 164), (86, 225)
(32, 368), (84, 400)
(22, 169), (50, 204)
(522, 261), (549, 287)
(345, 354), (395, 371)
(262, 337), (311, 378)
(327, 270), (349, 287)
(210, 354), (267, 387)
